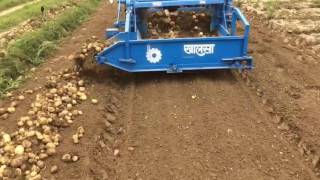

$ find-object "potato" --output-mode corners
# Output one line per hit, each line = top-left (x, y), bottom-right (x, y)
(7, 107), (16, 113)
(91, 99), (98, 104)
(0, 108), (6, 115)
(2, 134), (11, 143)
(14, 145), (25, 155)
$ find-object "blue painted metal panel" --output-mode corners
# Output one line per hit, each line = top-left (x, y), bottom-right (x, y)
(97, 37), (252, 72)
(99, 0), (253, 73)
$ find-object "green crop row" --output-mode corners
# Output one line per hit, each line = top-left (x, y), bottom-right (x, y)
(0, 0), (31, 12)
(0, 0), (101, 94)
(0, 0), (74, 33)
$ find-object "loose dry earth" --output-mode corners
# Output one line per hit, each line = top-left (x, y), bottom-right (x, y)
(0, 1), (320, 180)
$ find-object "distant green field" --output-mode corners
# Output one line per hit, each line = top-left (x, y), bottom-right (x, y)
(0, 0), (72, 33)
(0, 0), (31, 12)
(0, 0), (101, 94)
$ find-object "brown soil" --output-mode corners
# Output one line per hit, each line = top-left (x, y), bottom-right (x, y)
(1, 2), (320, 180)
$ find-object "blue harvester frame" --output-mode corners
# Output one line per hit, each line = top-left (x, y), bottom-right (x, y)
(96, 0), (253, 73)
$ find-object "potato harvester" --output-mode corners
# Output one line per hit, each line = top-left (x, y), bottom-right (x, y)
(96, 0), (253, 73)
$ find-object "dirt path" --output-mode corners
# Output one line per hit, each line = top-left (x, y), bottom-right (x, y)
(0, 0), (40, 17)
(1, 2), (320, 180)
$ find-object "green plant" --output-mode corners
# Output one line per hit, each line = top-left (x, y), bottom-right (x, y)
(265, 0), (281, 18)
(0, 0), (72, 33)
(0, 0), (30, 12)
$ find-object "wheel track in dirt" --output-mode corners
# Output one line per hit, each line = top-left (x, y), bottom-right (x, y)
(114, 70), (318, 179)
(234, 72), (319, 180)
(244, 11), (320, 176)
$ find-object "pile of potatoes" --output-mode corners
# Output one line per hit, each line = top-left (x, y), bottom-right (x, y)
(146, 9), (214, 38)
(0, 69), (89, 179)
(69, 36), (114, 71)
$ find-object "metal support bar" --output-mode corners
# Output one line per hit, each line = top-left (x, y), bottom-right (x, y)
(231, 7), (250, 55)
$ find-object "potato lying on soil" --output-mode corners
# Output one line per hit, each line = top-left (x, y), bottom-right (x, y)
(70, 37), (114, 71)
(0, 68), (90, 179)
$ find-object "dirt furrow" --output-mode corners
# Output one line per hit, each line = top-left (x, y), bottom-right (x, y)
(114, 71), (316, 180)
(243, 10), (320, 176)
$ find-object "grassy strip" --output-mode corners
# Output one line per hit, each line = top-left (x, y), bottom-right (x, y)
(0, 0), (73, 33)
(0, 0), (101, 93)
(0, 0), (31, 12)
